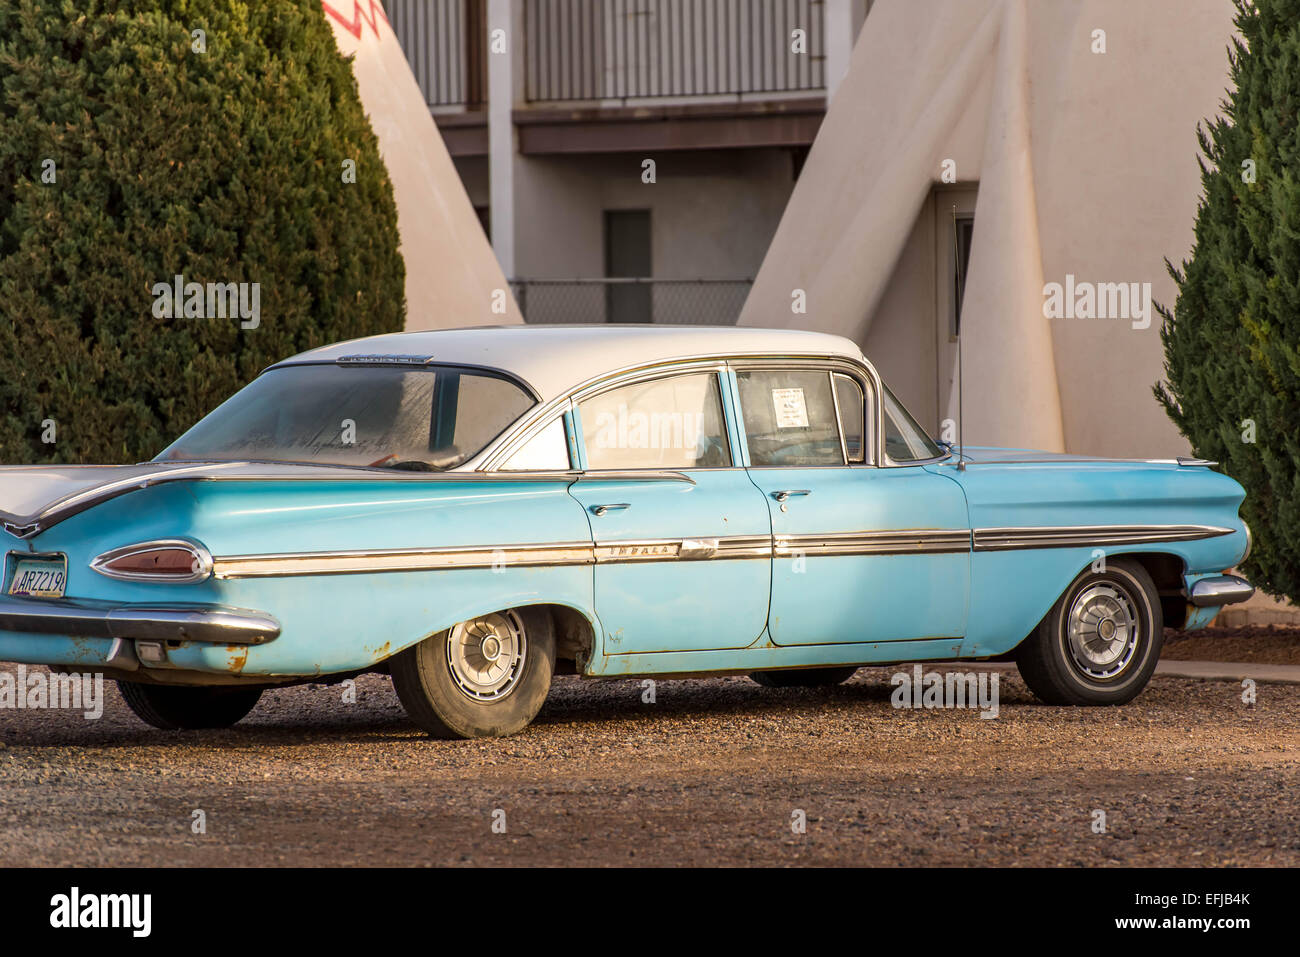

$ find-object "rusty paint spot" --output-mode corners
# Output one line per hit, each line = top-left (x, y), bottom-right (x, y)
(368, 641), (392, 661)
(225, 645), (248, 673)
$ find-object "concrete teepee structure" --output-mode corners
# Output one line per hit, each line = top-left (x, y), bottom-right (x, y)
(322, 1), (521, 328)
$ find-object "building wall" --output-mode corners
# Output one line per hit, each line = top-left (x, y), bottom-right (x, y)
(512, 149), (797, 280)
(741, 0), (1238, 459)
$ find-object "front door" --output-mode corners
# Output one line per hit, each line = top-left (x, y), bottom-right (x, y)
(568, 368), (772, 654)
(732, 364), (970, 646)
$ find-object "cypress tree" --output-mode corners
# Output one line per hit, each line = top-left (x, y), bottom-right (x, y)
(1156, 0), (1300, 602)
(0, 0), (405, 464)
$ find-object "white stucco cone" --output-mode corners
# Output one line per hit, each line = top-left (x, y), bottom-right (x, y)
(949, 0), (1064, 451)
(321, 1), (521, 328)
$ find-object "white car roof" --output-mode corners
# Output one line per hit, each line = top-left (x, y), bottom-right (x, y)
(280, 325), (868, 402)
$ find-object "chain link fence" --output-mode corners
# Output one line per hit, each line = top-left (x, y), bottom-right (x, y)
(512, 279), (752, 325)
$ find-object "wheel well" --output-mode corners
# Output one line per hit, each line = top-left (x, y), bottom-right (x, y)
(522, 603), (595, 675)
(1123, 552), (1187, 629)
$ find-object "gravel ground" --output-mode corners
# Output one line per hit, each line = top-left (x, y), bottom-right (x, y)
(1163, 625), (1300, 665)
(0, 665), (1296, 867)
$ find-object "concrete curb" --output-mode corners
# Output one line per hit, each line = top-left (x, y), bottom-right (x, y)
(918, 660), (1300, 686)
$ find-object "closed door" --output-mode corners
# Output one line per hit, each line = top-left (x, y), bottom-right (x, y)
(604, 209), (652, 324)
(733, 364), (970, 646)
(568, 369), (772, 653)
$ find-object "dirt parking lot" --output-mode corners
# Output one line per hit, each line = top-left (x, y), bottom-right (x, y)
(0, 666), (1296, 867)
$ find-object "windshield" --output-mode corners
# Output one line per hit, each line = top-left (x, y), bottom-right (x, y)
(881, 382), (944, 462)
(156, 364), (535, 470)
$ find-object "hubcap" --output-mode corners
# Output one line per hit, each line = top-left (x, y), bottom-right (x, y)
(1066, 582), (1140, 680)
(446, 611), (527, 702)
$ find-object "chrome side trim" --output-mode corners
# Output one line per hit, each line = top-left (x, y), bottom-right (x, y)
(774, 529), (971, 556)
(594, 536), (771, 564)
(214, 542), (596, 579)
(1188, 574), (1254, 607)
(0, 597), (281, 645)
(973, 524), (1235, 552)
(207, 524), (1235, 579)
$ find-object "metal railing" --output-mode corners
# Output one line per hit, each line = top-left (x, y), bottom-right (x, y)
(512, 279), (752, 325)
(525, 0), (826, 103)
(387, 0), (487, 109)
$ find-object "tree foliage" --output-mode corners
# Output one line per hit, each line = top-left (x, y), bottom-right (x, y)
(0, 0), (405, 463)
(1156, 0), (1300, 601)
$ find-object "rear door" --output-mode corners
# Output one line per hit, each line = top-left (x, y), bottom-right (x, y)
(567, 366), (772, 654)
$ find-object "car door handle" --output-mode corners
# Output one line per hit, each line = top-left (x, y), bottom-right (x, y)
(590, 503), (631, 516)
(771, 489), (811, 503)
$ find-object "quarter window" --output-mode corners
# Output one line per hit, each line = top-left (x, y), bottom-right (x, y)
(882, 383), (943, 462)
(579, 372), (731, 470)
(500, 417), (571, 471)
(736, 370), (844, 467)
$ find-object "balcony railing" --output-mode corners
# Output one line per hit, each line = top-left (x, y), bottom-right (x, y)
(387, 0), (487, 109)
(512, 279), (752, 325)
(525, 0), (826, 103)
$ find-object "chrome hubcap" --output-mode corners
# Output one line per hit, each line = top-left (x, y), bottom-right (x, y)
(1066, 583), (1139, 680)
(446, 611), (527, 702)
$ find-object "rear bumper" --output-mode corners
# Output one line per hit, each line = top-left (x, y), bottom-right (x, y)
(1188, 574), (1255, 608)
(0, 595), (280, 645)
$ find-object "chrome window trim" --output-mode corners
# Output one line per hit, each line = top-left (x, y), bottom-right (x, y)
(494, 403), (575, 472)
(472, 351), (887, 471)
(726, 356), (882, 468)
(568, 365), (736, 473)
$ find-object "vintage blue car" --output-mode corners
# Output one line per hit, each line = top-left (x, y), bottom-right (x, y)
(0, 326), (1254, 737)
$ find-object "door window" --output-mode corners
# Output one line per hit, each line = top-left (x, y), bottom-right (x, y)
(579, 372), (731, 470)
(736, 370), (844, 467)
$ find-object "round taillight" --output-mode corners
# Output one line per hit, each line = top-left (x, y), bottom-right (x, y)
(91, 541), (213, 583)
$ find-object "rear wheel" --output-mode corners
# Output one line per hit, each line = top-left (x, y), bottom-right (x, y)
(1015, 558), (1162, 705)
(390, 608), (555, 738)
(118, 681), (263, 729)
(750, 666), (859, 688)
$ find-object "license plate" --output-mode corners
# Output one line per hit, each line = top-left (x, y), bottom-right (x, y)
(8, 556), (67, 599)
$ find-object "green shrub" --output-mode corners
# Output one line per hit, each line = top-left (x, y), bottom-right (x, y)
(0, 0), (405, 464)
(1156, 0), (1300, 601)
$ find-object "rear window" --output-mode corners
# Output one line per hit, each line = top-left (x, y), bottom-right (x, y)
(156, 364), (535, 470)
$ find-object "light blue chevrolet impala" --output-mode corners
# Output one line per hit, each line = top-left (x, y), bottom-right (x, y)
(0, 326), (1254, 737)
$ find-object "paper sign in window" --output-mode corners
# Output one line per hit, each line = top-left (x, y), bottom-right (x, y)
(771, 388), (809, 429)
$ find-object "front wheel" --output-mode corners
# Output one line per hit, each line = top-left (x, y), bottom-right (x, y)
(1015, 558), (1163, 705)
(390, 608), (556, 738)
(118, 681), (264, 729)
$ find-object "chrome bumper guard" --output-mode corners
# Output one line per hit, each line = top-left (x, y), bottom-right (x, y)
(1188, 575), (1255, 608)
(0, 595), (281, 645)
